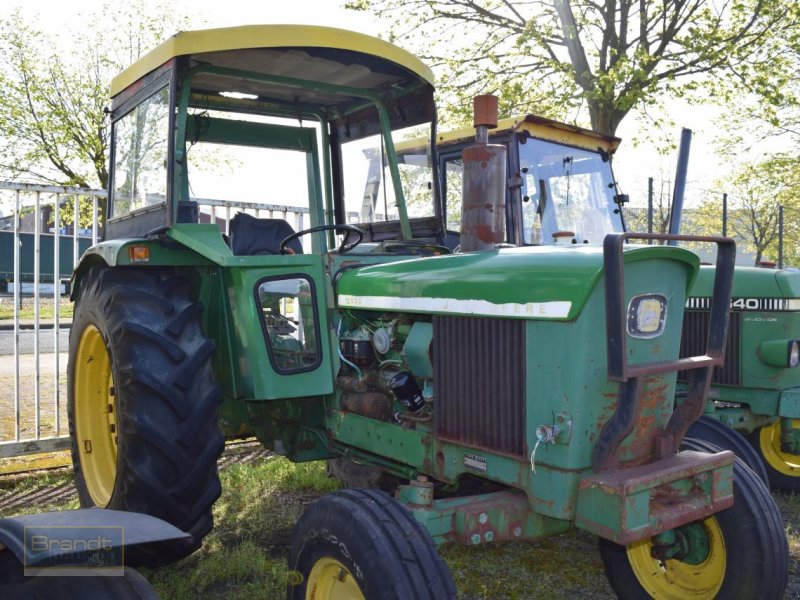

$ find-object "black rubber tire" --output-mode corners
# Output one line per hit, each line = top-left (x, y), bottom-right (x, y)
(326, 457), (402, 494)
(0, 564), (159, 599)
(0, 534), (158, 599)
(598, 437), (788, 599)
(287, 489), (456, 600)
(67, 265), (224, 566)
(687, 415), (769, 485)
(747, 424), (800, 493)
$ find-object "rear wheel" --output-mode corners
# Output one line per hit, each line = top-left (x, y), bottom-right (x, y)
(598, 438), (788, 599)
(287, 489), (455, 600)
(687, 415), (769, 485)
(68, 265), (224, 566)
(749, 419), (800, 492)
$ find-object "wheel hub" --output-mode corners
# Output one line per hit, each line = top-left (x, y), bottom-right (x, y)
(760, 419), (800, 475)
(780, 418), (800, 455)
(306, 556), (365, 600)
(651, 523), (710, 565)
(627, 516), (725, 600)
(73, 324), (117, 506)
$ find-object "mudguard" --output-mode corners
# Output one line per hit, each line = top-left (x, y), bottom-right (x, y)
(0, 509), (189, 567)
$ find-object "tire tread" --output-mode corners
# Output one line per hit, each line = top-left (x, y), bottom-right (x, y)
(68, 265), (223, 567)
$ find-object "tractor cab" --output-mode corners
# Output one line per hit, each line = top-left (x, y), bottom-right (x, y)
(415, 115), (625, 246)
(78, 25), (449, 406)
(104, 25), (442, 255)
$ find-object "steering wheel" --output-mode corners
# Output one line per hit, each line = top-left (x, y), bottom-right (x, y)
(280, 224), (363, 254)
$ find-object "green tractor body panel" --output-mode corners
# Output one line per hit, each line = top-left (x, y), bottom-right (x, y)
(686, 266), (800, 420)
(337, 245), (697, 321)
(330, 243), (713, 536)
(428, 113), (800, 490)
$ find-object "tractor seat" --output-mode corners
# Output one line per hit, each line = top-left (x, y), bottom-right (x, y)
(229, 212), (303, 256)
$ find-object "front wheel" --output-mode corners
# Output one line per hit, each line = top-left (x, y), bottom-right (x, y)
(598, 439), (788, 599)
(68, 265), (224, 566)
(749, 419), (800, 492)
(287, 489), (455, 600)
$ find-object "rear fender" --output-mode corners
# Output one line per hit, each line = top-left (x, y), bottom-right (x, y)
(0, 509), (189, 567)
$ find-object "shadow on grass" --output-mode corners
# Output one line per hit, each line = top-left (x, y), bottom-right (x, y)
(142, 456), (337, 600)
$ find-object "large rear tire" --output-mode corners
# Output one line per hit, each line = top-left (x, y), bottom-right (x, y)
(598, 438), (788, 599)
(287, 489), (455, 600)
(748, 419), (800, 492)
(67, 265), (224, 566)
(687, 415), (769, 485)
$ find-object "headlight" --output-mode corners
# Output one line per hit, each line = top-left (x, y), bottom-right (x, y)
(627, 294), (667, 339)
(759, 339), (800, 368)
(790, 341), (800, 368)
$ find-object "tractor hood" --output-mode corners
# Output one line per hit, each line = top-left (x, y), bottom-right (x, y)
(337, 244), (698, 321)
(690, 265), (800, 303)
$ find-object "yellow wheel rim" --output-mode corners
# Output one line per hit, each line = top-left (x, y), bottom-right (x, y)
(74, 324), (117, 506)
(627, 517), (725, 600)
(305, 556), (365, 600)
(759, 420), (800, 477)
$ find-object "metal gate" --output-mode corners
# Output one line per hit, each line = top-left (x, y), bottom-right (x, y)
(0, 181), (310, 458)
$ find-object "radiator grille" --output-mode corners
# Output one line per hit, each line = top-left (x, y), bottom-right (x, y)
(433, 316), (526, 456)
(679, 311), (741, 385)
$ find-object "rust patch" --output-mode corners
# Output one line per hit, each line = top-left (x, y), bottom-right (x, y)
(627, 382), (669, 462)
(463, 145), (503, 163)
(341, 392), (392, 421)
(577, 451), (735, 544)
(475, 223), (505, 243)
(336, 375), (368, 393)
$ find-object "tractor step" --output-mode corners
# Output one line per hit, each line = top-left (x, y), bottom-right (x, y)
(575, 449), (734, 545)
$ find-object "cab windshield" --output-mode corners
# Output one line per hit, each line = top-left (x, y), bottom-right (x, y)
(519, 138), (622, 245)
(341, 124), (435, 225)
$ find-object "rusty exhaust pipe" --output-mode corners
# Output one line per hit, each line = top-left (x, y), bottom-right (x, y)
(460, 95), (507, 252)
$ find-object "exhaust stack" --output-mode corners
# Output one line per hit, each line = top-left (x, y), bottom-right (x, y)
(460, 95), (507, 252)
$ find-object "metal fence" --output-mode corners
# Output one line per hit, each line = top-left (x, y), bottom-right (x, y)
(0, 181), (310, 458)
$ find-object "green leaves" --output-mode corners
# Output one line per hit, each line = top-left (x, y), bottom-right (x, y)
(692, 155), (800, 265)
(349, 0), (796, 138)
(0, 1), (192, 193)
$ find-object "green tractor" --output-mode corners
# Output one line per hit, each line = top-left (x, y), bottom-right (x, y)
(67, 26), (787, 598)
(428, 114), (800, 492)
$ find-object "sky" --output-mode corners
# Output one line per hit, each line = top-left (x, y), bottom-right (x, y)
(1, 0), (772, 213)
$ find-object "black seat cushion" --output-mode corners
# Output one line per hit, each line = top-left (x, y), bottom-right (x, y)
(229, 213), (303, 256)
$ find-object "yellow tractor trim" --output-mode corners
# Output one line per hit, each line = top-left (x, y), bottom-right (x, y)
(759, 419), (800, 476)
(111, 24), (434, 97)
(396, 114), (621, 156)
(305, 556), (366, 600)
(626, 516), (726, 600)
(73, 324), (117, 507)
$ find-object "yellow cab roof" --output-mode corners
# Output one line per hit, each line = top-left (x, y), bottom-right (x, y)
(397, 114), (621, 154)
(110, 24), (435, 98)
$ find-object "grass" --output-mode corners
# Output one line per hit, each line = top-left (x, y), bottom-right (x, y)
(142, 457), (339, 600)
(1, 455), (798, 598)
(0, 298), (73, 320)
(0, 450), (71, 475)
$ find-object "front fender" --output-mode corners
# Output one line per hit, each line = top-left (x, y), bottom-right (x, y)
(70, 238), (213, 301)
